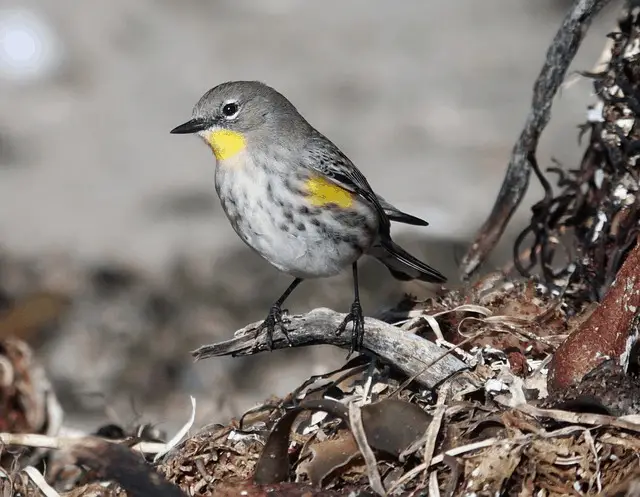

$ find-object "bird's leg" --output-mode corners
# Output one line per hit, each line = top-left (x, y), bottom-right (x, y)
(336, 263), (366, 357)
(255, 278), (303, 350)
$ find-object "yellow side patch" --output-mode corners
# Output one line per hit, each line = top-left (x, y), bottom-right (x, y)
(205, 130), (246, 161)
(305, 176), (353, 208)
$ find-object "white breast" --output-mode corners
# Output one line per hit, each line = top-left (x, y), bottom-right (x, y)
(213, 155), (369, 278)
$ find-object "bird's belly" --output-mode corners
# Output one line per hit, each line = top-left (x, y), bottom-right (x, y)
(227, 204), (369, 279)
(261, 227), (364, 279)
(216, 167), (377, 278)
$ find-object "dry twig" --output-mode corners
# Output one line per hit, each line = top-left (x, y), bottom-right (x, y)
(348, 403), (385, 496)
(420, 383), (449, 486)
(513, 403), (640, 432)
(0, 432), (166, 454)
(22, 466), (60, 497)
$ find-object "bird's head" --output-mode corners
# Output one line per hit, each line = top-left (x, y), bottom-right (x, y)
(170, 80), (309, 162)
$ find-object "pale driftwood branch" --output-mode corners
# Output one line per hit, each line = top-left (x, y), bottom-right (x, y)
(0, 432), (167, 454)
(191, 307), (467, 389)
(459, 0), (613, 279)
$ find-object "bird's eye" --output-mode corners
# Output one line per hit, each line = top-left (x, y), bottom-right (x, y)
(222, 102), (239, 118)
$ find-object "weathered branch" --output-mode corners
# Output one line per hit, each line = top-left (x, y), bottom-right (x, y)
(460, 0), (613, 279)
(192, 308), (467, 389)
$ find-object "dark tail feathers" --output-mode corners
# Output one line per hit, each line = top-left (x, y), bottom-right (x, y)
(376, 195), (429, 227)
(370, 240), (446, 283)
(386, 210), (429, 226)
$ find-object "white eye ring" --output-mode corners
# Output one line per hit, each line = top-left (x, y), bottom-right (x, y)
(221, 100), (240, 120)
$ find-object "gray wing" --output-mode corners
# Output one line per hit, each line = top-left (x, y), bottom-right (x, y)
(302, 133), (428, 228)
(302, 134), (392, 235)
(302, 134), (444, 282)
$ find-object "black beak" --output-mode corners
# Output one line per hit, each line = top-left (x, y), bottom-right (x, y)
(170, 118), (209, 134)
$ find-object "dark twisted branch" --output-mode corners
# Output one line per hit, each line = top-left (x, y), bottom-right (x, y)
(192, 308), (467, 389)
(460, 0), (613, 279)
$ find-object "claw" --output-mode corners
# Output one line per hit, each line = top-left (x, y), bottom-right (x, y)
(253, 304), (292, 351)
(336, 300), (365, 358)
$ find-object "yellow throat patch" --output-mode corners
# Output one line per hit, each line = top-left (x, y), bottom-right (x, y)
(205, 130), (246, 161)
(305, 176), (353, 208)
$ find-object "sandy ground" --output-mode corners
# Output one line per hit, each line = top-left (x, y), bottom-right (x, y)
(0, 0), (624, 431)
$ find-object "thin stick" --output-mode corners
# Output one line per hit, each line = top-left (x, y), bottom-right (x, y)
(389, 436), (530, 493)
(428, 471), (440, 497)
(0, 432), (167, 454)
(349, 403), (385, 496)
(154, 396), (196, 462)
(22, 467), (60, 497)
(420, 383), (449, 486)
(514, 403), (640, 432)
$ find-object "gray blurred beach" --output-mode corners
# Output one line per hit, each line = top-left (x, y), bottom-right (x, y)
(0, 0), (622, 430)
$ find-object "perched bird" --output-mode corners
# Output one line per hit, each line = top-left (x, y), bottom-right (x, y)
(171, 81), (446, 354)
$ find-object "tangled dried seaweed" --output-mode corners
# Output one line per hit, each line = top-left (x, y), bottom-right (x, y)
(460, 0), (614, 279)
(511, 4), (640, 311)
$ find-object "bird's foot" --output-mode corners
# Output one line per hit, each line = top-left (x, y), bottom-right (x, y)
(253, 304), (292, 351)
(336, 300), (365, 358)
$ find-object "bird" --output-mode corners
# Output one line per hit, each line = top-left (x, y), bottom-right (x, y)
(170, 81), (446, 355)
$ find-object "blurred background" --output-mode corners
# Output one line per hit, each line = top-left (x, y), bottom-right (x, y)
(0, 0), (622, 433)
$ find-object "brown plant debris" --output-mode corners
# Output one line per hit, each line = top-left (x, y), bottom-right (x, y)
(0, 270), (638, 496)
(0, 278), (622, 495)
(544, 359), (640, 416)
(0, 338), (62, 468)
(161, 343), (640, 496)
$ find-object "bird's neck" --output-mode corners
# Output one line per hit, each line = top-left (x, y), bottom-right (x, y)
(201, 129), (247, 161)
